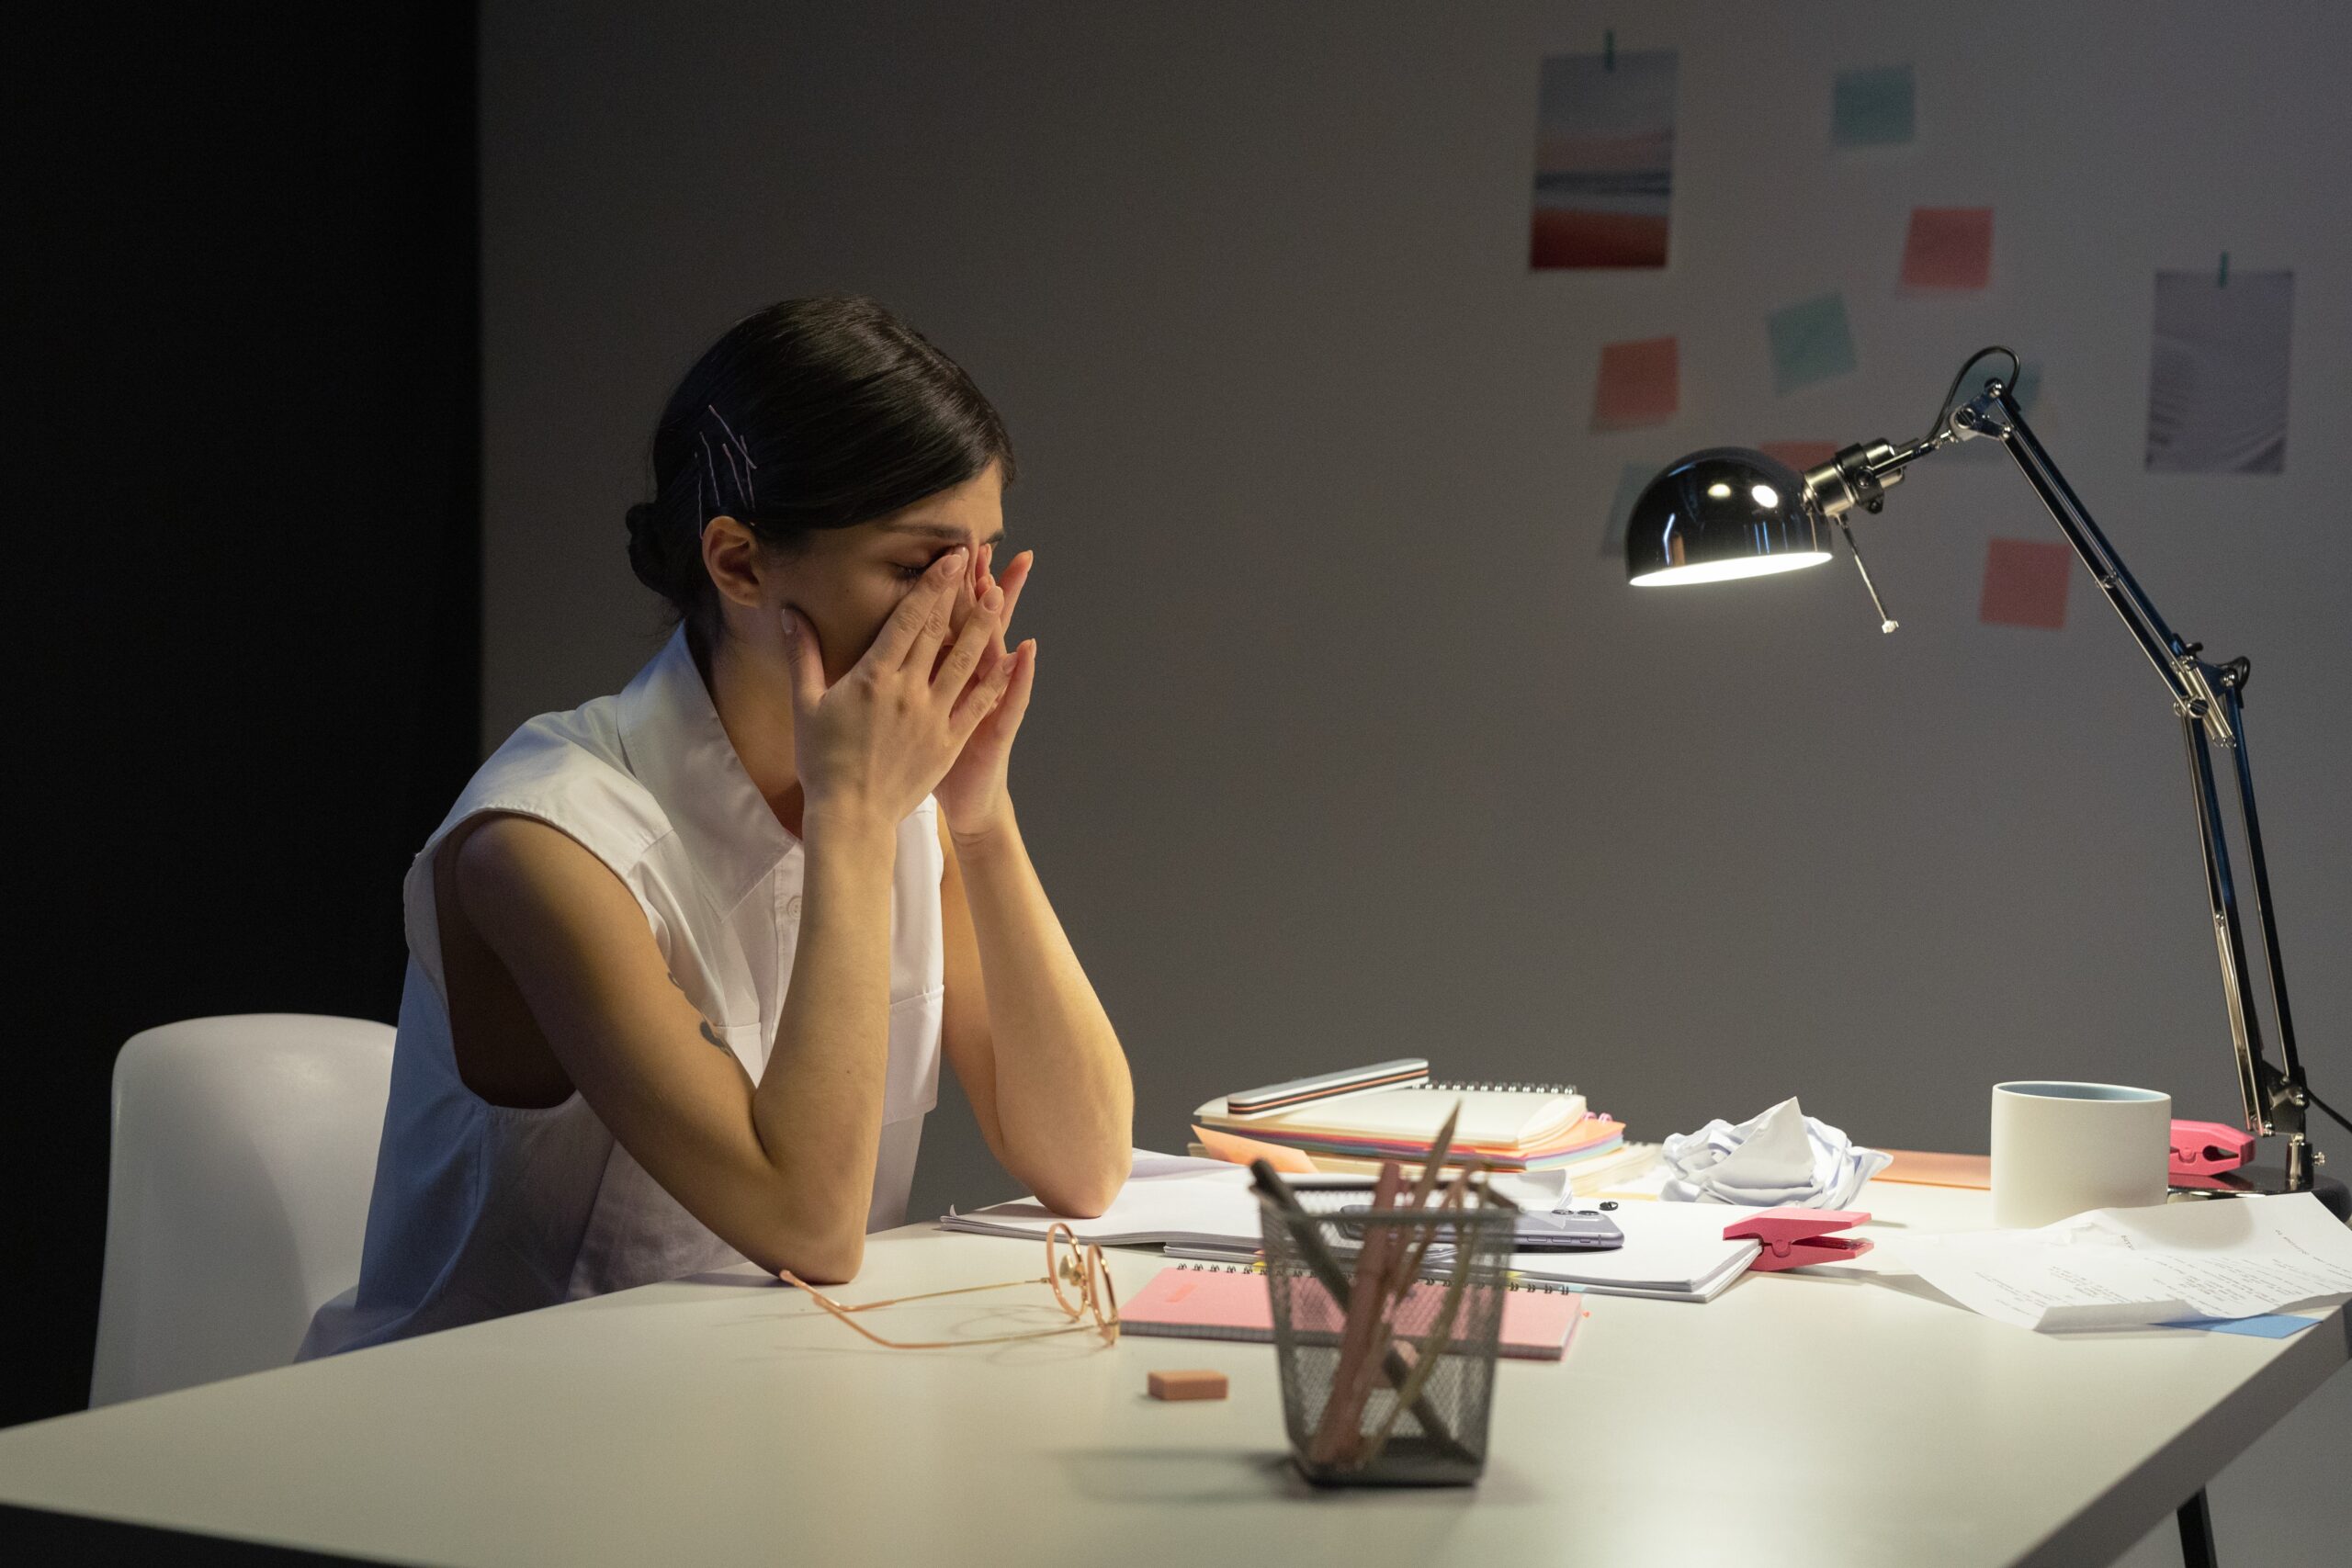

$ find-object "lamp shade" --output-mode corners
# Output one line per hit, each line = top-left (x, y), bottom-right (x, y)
(1623, 447), (1834, 586)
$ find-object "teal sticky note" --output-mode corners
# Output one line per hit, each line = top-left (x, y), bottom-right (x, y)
(2010, 360), (2041, 413)
(1600, 461), (1659, 557)
(1833, 64), (1915, 147)
(1768, 293), (1858, 394)
(2165, 1314), (2321, 1339)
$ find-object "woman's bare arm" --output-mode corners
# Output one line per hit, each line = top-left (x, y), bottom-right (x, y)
(936, 809), (1132, 1217)
(456, 808), (897, 1282)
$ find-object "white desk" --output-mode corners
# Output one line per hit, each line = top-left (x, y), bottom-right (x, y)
(0, 1182), (2344, 1566)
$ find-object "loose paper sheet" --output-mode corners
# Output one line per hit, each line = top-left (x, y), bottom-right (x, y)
(1885, 1193), (2352, 1331)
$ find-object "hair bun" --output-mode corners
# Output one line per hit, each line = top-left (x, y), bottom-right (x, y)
(625, 500), (673, 596)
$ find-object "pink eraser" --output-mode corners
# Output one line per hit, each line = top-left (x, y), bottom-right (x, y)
(1148, 1369), (1229, 1402)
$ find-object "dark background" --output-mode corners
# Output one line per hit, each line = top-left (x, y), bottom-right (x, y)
(8, 6), (481, 1426)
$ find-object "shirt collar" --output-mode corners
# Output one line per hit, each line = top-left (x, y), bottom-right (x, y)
(616, 624), (800, 912)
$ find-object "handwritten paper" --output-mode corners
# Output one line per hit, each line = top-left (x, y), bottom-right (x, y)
(1901, 207), (1993, 289)
(2146, 268), (2293, 473)
(1978, 537), (2071, 629)
(1885, 1193), (2352, 1332)
(1768, 294), (1857, 394)
(1592, 336), (1679, 430)
(1832, 64), (1916, 147)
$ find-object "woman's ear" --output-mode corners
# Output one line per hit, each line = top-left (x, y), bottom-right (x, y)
(700, 515), (769, 610)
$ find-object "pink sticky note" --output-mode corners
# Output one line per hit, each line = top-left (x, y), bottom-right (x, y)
(1760, 440), (1839, 474)
(1593, 337), (1679, 431)
(1902, 208), (1993, 289)
(1979, 537), (2071, 628)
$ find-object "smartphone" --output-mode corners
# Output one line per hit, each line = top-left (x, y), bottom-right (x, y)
(1512, 1210), (1624, 1250)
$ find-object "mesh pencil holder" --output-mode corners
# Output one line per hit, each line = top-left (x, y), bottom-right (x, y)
(1259, 1182), (1514, 1486)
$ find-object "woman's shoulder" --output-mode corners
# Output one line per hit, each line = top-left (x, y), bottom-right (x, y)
(435, 695), (674, 876)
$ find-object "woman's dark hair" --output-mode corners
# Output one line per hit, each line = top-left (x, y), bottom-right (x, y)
(624, 294), (1015, 643)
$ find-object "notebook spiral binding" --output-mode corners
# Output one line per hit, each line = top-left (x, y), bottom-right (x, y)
(1172, 1261), (1581, 1295)
(1414, 1079), (1578, 1096)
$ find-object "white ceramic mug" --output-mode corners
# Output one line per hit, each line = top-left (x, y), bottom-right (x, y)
(1991, 1080), (2172, 1229)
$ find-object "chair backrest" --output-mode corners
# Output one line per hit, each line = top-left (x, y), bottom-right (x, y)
(89, 1014), (395, 1406)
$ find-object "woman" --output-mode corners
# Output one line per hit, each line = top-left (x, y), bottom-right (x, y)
(301, 296), (1133, 1357)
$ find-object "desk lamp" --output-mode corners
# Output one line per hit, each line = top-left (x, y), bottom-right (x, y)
(1623, 345), (2349, 1218)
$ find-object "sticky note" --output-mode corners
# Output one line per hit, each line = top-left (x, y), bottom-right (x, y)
(1600, 460), (1661, 557)
(1592, 336), (1679, 430)
(1833, 64), (1915, 147)
(2165, 1314), (2322, 1339)
(1148, 1369), (1230, 1402)
(1767, 295), (1857, 395)
(1978, 538), (2071, 628)
(1901, 208), (1993, 289)
(1759, 441), (1839, 476)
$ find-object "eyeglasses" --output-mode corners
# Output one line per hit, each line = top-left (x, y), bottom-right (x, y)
(778, 1223), (1121, 1349)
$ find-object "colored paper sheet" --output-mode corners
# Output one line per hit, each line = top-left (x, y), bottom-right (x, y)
(1191, 1123), (1317, 1174)
(1759, 440), (1838, 476)
(1979, 537), (2071, 629)
(1833, 64), (1915, 147)
(1593, 336), (1679, 430)
(1767, 294), (1856, 394)
(1532, 49), (1678, 269)
(1600, 460), (1661, 558)
(2145, 268), (2292, 473)
(1901, 207), (1992, 289)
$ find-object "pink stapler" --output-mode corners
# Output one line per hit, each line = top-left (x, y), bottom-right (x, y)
(2170, 1119), (2255, 1180)
(1723, 1208), (1872, 1272)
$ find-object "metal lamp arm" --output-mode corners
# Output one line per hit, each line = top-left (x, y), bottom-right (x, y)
(1819, 374), (2318, 1186)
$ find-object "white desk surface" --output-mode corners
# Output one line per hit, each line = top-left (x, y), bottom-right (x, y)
(1, 1180), (2345, 1567)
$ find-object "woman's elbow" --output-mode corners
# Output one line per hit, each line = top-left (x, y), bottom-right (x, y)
(747, 1204), (868, 1286)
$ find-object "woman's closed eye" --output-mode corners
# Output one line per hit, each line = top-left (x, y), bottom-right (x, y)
(890, 561), (933, 581)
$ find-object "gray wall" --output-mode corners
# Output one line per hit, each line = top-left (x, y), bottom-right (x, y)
(481, 5), (2350, 1560)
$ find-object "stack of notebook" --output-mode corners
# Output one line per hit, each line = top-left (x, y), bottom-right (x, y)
(1190, 1058), (1656, 1186)
(1121, 1262), (1587, 1360)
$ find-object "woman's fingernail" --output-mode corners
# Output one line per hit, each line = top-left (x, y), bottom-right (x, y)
(983, 585), (1003, 611)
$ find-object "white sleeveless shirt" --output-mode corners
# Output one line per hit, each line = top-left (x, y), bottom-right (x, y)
(299, 625), (944, 1359)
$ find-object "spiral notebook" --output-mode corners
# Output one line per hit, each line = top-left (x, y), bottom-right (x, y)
(1120, 1262), (1586, 1361)
(1193, 1074), (1600, 1169)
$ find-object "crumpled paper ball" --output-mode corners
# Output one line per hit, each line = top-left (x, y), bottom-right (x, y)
(1660, 1096), (1892, 1209)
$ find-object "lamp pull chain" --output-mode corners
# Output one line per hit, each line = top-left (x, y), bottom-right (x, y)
(1836, 517), (1899, 633)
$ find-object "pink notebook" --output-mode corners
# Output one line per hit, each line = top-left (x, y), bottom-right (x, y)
(1121, 1264), (1585, 1361)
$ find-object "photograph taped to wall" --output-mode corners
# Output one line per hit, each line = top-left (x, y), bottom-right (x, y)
(2145, 268), (2292, 474)
(1531, 49), (1676, 269)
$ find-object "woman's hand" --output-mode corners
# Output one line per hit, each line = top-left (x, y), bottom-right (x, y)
(781, 547), (1019, 836)
(933, 543), (1037, 844)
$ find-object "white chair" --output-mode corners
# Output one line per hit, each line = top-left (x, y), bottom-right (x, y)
(89, 1014), (395, 1406)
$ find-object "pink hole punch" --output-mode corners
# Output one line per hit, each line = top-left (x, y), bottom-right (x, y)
(2169, 1119), (2255, 1180)
(1723, 1208), (1872, 1272)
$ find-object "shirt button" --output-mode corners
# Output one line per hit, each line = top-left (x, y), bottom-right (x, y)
(784, 895), (803, 922)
